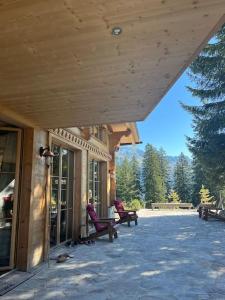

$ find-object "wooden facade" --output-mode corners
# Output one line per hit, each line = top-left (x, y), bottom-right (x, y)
(0, 123), (139, 271)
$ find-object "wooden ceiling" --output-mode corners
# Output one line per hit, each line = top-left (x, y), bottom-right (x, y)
(0, 1), (225, 128)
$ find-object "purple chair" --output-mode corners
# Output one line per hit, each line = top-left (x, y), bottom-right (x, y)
(114, 199), (138, 227)
(87, 204), (118, 242)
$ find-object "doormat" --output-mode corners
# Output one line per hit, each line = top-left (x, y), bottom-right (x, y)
(0, 270), (34, 296)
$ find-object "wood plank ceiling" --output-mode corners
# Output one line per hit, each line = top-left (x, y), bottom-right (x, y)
(0, 0), (225, 128)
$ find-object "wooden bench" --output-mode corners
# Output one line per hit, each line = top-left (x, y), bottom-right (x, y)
(151, 202), (193, 210)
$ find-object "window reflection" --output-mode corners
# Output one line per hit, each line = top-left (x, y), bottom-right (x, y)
(0, 131), (17, 268)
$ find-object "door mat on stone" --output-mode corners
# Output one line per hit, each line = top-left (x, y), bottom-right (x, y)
(0, 270), (34, 296)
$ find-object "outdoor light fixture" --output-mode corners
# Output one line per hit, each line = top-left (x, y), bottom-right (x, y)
(112, 27), (122, 36)
(39, 146), (56, 167)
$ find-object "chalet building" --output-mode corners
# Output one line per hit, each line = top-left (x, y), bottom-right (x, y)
(0, 0), (225, 274)
(0, 123), (139, 272)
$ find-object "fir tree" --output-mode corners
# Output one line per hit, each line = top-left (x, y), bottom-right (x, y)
(142, 144), (166, 203)
(158, 147), (170, 196)
(199, 185), (213, 204)
(182, 24), (225, 190)
(130, 154), (142, 200)
(116, 157), (137, 202)
(174, 153), (192, 202)
(191, 157), (214, 206)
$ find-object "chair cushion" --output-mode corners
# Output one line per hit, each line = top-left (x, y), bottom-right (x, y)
(87, 204), (108, 232)
(114, 199), (128, 219)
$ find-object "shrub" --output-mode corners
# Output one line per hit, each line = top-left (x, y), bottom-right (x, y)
(126, 199), (144, 210)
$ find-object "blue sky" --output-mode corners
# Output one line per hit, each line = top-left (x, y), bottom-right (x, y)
(136, 71), (199, 157)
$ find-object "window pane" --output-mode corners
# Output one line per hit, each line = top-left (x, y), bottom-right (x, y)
(60, 210), (67, 243)
(61, 177), (68, 190)
(0, 175), (15, 220)
(52, 177), (59, 190)
(51, 189), (58, 211)
(0, 219), (12, 267)
(68, 180), (73, 209)
(69, 151), (74, 179)
(0, 131), (17, 173)
(67, 209), (72, 240)
(61, 189), (67, 209)
(62, 149), (68, 177)
(50, 215), (57, 247)
(51, 145), (60, 176)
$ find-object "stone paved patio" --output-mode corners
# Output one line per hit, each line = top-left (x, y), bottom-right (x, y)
(3, 209), (225, 300)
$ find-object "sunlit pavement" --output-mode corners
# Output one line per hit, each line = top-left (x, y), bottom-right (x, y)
(3, 209), (225, 300)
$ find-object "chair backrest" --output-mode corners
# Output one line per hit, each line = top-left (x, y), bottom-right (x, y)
(87, 204), (103, 232)
(114, 199), (127, 218)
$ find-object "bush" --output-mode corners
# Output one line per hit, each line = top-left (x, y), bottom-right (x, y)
(126, 199), (144, 211)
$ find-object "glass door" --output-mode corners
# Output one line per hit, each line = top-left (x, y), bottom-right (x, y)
(50, 144), (74, 247)
(88, 160), (102, 216)
(0, 128), (21, 270)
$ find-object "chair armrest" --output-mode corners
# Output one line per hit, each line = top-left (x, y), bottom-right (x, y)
(90, 220), (114, 224)
(115, 210), (137, 213)
(98, 218), (116, 221)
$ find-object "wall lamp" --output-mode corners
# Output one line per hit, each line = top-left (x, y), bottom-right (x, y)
(39, 146), (56, 167)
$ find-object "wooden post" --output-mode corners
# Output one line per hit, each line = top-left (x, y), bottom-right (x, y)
(108, 129), (131, 206)
(16, 128), (34, 271)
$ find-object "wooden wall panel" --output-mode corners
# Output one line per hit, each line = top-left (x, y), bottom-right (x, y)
(0, 1), (225, 127)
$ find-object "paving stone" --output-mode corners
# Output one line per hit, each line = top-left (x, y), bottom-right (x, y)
(2, 210), (225, 299)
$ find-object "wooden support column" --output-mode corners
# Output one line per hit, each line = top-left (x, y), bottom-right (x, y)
(109, 152), (116, 206)
(17, 128), (48, 271)
(109, 129), (131, 206)
(16, 128), (34, 271)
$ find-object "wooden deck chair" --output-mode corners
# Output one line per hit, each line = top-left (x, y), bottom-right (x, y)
(199, 195), (225, 221)
(86, 204), (118, 242)
(114, 199), (138, 227)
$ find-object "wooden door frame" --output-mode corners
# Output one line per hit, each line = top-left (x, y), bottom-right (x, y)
(0, 127), (21, 271)
(49, 139), (77, 246)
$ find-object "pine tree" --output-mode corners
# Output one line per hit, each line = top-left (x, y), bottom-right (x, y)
(182, 24), (225, 190)
(142, 144), (166, 203)
(191, 157), (214, 206)
(130, 154), (142, 200)
(174, 153), (192, 202)
(168, 190), (180, 203)
(199, 185), (213, 204)
(158, 148), (170, 196)
(116, 157), (137, 202)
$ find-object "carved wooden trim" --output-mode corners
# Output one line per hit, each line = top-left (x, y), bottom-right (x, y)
(109, 129), (131, 153)
(49, 128), (112, 161)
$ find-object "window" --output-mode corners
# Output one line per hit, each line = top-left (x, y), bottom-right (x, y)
(92, 126), (107, 144)
(88, 160), (102, 216)
(0, 129), (20, 270)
